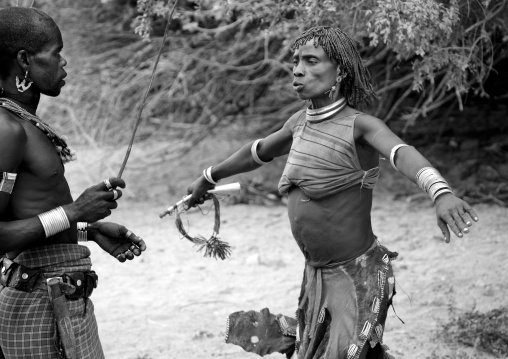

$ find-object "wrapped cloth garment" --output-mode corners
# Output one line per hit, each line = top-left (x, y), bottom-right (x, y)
(296, 241), (397, 359)
(0, 244), (104, 359)
(225, 241), (397, 359)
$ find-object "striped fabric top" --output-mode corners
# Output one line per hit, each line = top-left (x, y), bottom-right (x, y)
(278, 107), (380, 200)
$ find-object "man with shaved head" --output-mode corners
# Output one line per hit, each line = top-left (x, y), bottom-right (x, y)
(0, 6), (146, 359)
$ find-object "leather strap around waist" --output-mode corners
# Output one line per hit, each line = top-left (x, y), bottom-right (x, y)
(0, 257), (98, 299)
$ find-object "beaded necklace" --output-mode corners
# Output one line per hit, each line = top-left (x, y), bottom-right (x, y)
(0, 97), (76, 163)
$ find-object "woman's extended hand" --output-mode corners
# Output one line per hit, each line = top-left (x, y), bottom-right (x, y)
(434, 193), (479, 243)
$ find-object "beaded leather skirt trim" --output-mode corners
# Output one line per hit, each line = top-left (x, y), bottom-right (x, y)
(296, 241), (398, 359)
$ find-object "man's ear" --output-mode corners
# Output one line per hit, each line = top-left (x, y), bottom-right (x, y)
(16, 50), (31, 72)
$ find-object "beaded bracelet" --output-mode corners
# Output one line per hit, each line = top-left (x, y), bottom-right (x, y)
(38, 207), (70, 238)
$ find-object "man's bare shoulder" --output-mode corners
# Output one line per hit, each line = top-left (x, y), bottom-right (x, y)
(0, 107), (25, 130)
(0, 108), (27, 169)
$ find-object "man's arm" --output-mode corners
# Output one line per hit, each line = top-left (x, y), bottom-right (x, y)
(356, 113), (478, 242)
(186, 124), (294, 207)
(0, 114), (127, 253)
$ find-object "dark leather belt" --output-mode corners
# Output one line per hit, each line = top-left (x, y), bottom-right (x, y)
(0, 257), (98, 299)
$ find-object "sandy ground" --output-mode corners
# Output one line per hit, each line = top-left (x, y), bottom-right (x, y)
(70, 194), (506, 359)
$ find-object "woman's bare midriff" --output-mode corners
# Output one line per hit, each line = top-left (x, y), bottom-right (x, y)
(287, 184), (376, 267)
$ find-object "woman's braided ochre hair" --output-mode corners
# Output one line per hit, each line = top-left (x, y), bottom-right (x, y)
(292, 26), (377, 109)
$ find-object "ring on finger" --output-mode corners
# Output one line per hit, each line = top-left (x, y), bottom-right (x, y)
(125, 230), (132, 238)
(103, 178), (113, 190)
(112, 189), (118, 200)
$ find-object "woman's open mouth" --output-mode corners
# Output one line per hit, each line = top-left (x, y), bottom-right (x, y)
(293, 83), (304, 92)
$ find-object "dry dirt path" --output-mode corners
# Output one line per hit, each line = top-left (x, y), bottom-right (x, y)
(78, 195), (507, 359)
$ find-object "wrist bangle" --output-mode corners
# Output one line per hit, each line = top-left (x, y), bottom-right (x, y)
(77, 222), (88, 242)
(415, 167), (453, 203)
(203, 166), (218, 185)
(38, 207), (70, 238)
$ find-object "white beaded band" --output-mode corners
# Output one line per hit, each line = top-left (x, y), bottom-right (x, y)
(251, 139), (272, 165)
(416, 167), (453, 203)
(203, 166), (218, 185)
(0, 172), (17, 194)
(37, 206), (70, 238)
(389, 144), (409, 171)
(77, 222), (88, 242)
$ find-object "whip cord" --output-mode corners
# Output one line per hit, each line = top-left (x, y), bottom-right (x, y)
(117, 0), (180, 178)
(174, 194), (232, 260)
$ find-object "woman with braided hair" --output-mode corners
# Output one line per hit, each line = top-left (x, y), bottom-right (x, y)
(186, 26), (478, 359)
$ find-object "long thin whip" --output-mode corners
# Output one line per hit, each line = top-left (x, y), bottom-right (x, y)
(117, 0), (179, 178)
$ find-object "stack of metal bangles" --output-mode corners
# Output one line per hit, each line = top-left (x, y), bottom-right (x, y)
(390, 144), (453, 203)
(415, 167), (453, 202)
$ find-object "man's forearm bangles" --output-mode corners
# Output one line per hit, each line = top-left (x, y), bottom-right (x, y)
(37, 207), (70, 238)
(37, 207), (89, 241)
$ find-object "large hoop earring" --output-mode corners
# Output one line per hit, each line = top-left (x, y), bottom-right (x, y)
(16, 71), (33, 93)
